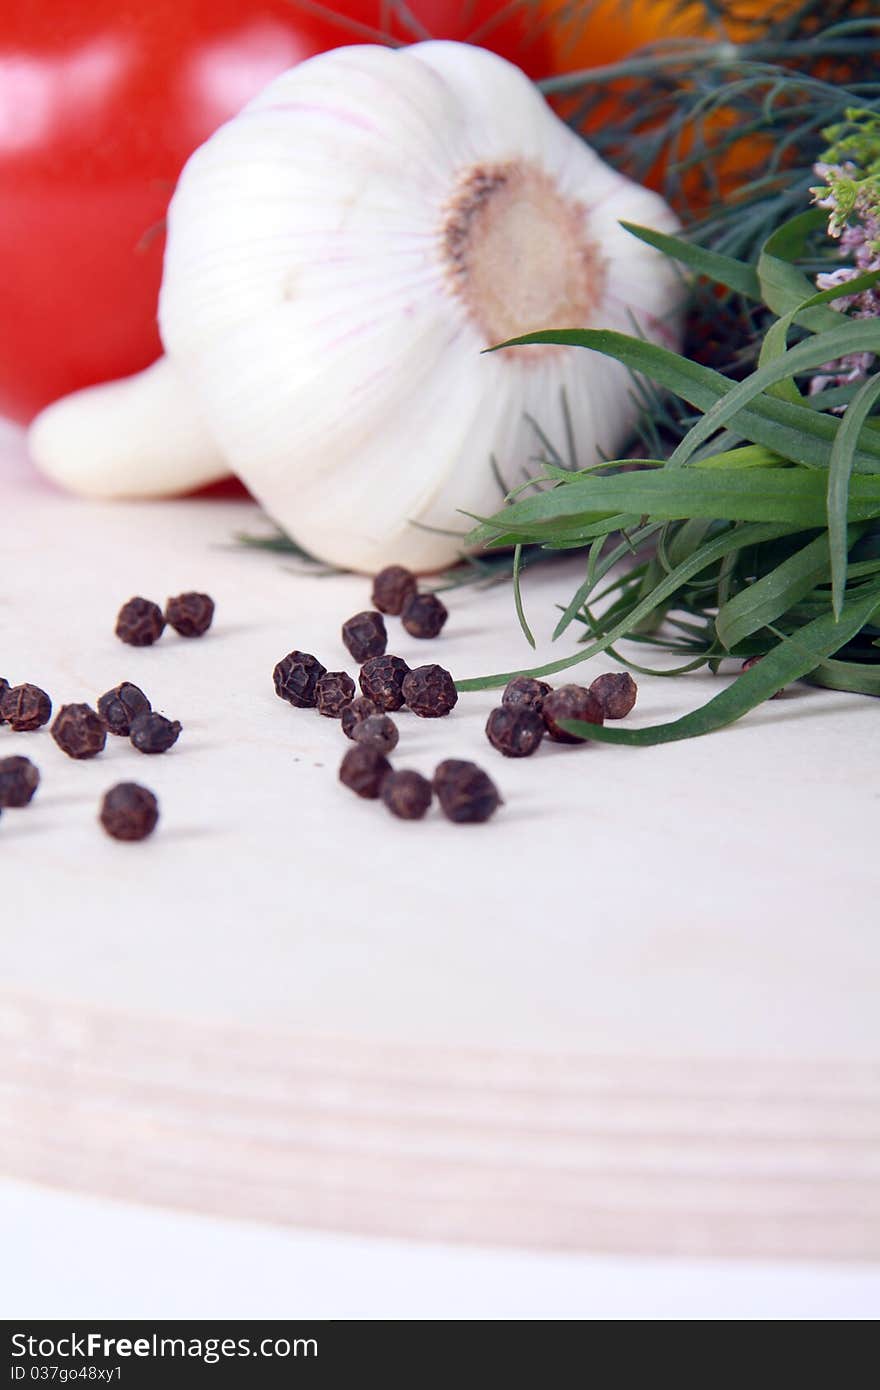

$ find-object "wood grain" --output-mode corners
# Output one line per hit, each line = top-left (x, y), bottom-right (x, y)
(3, 991), (878, 1260)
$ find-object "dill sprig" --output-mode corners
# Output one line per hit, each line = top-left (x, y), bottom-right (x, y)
(544, 4), (880, 259)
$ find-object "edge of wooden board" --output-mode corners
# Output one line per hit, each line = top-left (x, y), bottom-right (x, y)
(2, 989), (879, 1261)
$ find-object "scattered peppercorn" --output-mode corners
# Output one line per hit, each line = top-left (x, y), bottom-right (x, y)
(115, 596), (166, 646)
(502, 676), (552, 713)
(273, 650), (327, 708)
(342, 610), (387, 663)
(401, 591), (448, 639)
(433, 760), (501, 824)
(338, 744), (392, 799)
(401, 664), (458, 718)
(541, 685), (605, 744)
(99, 782), (159, 841)
(165, 591), (215, 638)
(485, 704), (544, 758)
(382, 769), (432, 820)
(353, 713), (399, 755)
(359, 655), (410, 711)
(0, 677), (8, 722)
(0, 682), (52, 731)
(341, 696), (378, 739)
(589, 672), (638, 720)
(97, 682), (152, 736)
(130, 711), (182, 754)
(741, 654), (784, 698)
(371, 565), (417, 616)
(51, 703), (107, 760)
(0, 755), (40, 807)
(315, 670), (356, 718)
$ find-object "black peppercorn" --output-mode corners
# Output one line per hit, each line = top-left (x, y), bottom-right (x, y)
(115, 596), (166, 646)
(401, 663), (457, 718)
(371, 565), (417, 616)
(433, 760), (501, 824)
(51, 703), (107, 760)
(339, 744), (391, 799)
(502, 676), (552, 713)
(100, 782), (159, 841)
(0, 755), (40, 807)
(542, 685), (604, 744)
(485, 704), (544, 758)
(341, 696), (378, 739)
(382, 769), (432, 820)
(0, 682), (52, 732)
(401, 591), (448, 639)
(741, 654), (784, 698)
(353, 713), (399, 755)
(97, 682), (152, 736)
(359, 655), (410, 711)
(130, 711), (181, 754)
(0, 677), (8, 722)
(342, 610), (387, 663)
(316, 670), (357, 718)
(273, 650), (326, 708)
(589, 672), (638, 720)
(165, 591), (215, 637)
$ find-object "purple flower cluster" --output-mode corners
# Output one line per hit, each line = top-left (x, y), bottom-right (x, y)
(810, 163), (880, 400)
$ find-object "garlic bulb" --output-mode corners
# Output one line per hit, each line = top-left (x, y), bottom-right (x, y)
(29, 41), (682, 573)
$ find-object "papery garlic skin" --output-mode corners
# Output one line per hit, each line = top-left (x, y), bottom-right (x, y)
(31, 42), (683, 573)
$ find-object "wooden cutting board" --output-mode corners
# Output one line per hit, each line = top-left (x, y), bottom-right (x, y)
(2, 440), (878, 1260)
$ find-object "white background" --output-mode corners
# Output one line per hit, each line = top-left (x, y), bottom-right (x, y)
(3, 1178), (879, 1319)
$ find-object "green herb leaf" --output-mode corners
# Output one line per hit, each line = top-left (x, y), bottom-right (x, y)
(714, 529), (848, 650)
(456, 521), (798, 692)
(756, 210), (847, 332)
(511, 543), (535, 649)
(558, 586), (880, 745)
(619, 221), (762, 299)
(667, 319), (880, 468)
(467, 468), (880, 542)
(485, 328), (880, 475)
(827, 374), (880, 617)
(804, 656), (880, 695)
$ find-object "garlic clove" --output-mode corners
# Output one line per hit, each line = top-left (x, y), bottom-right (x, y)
(27, 356), (228, 498)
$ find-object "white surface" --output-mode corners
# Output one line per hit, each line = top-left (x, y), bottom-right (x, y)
(2, 418), (879, 1286)
(3, 1178), (879, 1320)
(1, 431), (877, 1055)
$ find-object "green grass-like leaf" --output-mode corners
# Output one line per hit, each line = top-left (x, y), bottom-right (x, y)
(667, 320), (880, 467)
(714, 529), (853, 651)
(467, 469), (880, 543)
(827, 375), (880, 617)
(619, 221), (762, 300)
(456, 521), (798, 692)
(484, 328), (880, 474)
(558, 585), (880, 745)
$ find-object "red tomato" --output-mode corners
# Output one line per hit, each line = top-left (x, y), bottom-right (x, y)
(0, 2), (552, 423)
